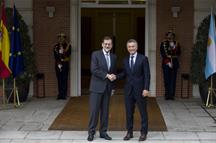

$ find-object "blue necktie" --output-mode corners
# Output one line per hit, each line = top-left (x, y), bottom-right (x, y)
(130, 55), (134, 71)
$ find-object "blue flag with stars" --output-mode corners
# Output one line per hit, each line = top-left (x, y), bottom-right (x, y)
(9, 5), (24, 78)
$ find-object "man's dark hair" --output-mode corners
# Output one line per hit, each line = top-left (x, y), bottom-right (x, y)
(102, 36), (113, 43)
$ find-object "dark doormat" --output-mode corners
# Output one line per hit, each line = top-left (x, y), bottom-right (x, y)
(49, 95), (167, 131)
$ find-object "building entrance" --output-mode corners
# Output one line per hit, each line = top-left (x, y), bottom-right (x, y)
(81, 8), (145, 91)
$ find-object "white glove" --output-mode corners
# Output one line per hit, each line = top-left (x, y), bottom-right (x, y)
(59, 48), (63, 54)
(170, 42), (176, 49)
(58, 64), (62, 71)
(167, 62), (173, 68)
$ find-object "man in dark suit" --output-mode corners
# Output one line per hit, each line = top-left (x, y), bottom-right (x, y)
(87, 36), (117, 141)
(160, 31), (181, 100)
(117, 39), (150, 141)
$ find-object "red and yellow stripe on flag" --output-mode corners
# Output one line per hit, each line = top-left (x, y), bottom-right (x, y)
(0, 0), (11, 78)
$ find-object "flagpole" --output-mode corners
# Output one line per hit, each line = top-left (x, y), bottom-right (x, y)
(2, 79), (6, 105)
(13, 78), (16, 106)
(13, 78), (20, 107)
(206, 76), (216, 107)
(206, 76), (212, 107)
(16, 82), (20, 106)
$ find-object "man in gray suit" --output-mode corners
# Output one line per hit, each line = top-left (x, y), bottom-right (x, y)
(87, 36), (117, 141)
(118, 39), (150, 141)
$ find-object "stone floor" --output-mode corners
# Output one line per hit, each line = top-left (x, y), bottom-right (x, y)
(0, 96), (216, 143)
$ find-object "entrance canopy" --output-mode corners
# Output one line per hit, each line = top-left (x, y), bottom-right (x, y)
(81, 0), (146, 9)
(82, 0), (146, 4)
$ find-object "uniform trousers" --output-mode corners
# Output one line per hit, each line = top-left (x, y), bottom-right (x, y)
(162, 64), (178, 98)
(55, 62), (69, 99)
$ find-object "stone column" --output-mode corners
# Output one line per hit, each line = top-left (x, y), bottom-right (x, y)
(146, 0), (156, 96)
(70, 0), (81, 96)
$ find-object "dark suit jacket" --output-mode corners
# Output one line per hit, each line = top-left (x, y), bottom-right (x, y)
(118, 53), (150, 96)
(89, 50), (117, 93)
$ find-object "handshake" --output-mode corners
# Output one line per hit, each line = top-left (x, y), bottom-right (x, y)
(106, 74), (116, 82)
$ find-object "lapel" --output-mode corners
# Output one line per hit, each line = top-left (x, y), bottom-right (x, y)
(100, 50), (108, 71)
(109, 52), (116, 72)
(134, 53), (139, 70)
(109, 53), (112, 70)
(126, 56), (132, 73)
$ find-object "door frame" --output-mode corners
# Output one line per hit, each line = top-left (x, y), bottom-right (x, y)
(70, 0), (156, 97)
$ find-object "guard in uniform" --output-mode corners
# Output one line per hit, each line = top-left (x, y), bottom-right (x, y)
(53, 33), (71, 99)
(160, 31), (181, 100)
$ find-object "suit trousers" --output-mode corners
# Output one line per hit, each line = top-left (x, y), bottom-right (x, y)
(125, 87), (148, 134)
(88, 86), (111, 135)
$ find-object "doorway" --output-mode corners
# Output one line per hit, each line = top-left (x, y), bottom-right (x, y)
(81, 8), (145, 91)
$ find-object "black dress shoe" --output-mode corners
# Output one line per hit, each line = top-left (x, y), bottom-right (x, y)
(61, 97), (67, 100)
(165, 96), (171, 100)
(170, 97), (175, 100)
(100, 133), (112, 140)
(139, 134), (147, 141)
(87, 134), (94, 141)
(123, 132), (133, 140)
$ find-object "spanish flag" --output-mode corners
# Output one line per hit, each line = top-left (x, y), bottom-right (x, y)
(0, 0), (11, 78)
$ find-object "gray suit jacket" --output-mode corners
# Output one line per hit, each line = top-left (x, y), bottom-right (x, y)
(89, 50), (117, 93)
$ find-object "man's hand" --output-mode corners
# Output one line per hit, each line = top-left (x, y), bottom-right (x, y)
(106, 74), (116, 81)
(142, 90), (149, 97)
(110, 74), (116, 81)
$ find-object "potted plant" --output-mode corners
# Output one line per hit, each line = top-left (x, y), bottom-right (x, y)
(3, 7), (36, 102)
(191, 14), (216, 104)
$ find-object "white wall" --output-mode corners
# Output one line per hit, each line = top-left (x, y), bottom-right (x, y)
(6, 0), (33, 42)
(194, 0), (216, 40)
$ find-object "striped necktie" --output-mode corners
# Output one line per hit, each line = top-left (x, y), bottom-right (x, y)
(105, 52), (110, 70)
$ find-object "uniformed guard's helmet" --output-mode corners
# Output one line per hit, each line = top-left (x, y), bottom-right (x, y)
(57, 33), (66, 44)
(57, 33), (66, 38)
(166, 31), (175, 37)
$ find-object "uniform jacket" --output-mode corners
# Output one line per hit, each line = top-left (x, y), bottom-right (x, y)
(53, 42), (71, 65)
(160, 40), (181, 69)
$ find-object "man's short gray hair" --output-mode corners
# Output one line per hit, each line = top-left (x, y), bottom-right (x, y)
(126, 39), (138, 46)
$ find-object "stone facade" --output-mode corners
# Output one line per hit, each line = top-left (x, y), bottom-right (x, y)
(1, 0), (216, 98)
(33, 0), (70, 97)
(156, 0), (194, 97)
